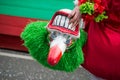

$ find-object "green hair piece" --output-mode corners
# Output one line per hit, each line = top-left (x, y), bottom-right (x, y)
(21, 21), (87, 72)
(79, 2), (94, 15)
(79, 1), (108, 22)
(95, 11), (108, 22)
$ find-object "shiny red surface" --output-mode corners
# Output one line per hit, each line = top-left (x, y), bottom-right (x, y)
(47, 45), (62, 66)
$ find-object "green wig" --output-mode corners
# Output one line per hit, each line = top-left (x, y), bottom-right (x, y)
(21, 21), (87, 72)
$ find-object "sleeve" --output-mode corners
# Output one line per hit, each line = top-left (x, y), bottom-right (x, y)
(74, 0), (87, 6)
(73, 0), (80, 6)
(104, 0), (120, 29)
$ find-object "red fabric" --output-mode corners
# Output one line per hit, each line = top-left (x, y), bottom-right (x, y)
(0, 34), (28, 51)
(81, 0), (120, 79)
(0, 14), (37, 51)
(0, 14), (37, 36)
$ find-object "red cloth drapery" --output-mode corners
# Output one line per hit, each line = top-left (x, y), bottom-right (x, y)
(81, 0), (120, 79)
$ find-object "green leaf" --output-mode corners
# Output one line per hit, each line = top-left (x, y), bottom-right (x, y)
(79, 2), (94, 15)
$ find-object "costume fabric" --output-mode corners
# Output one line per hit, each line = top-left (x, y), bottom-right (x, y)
(77, 0), (120, 79)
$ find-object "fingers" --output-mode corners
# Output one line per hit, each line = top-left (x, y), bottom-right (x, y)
(69, 12), (77, 24)
(68, 6), (81, 28)
(68, 9), (76, 19)
(71, 16), (80, 28)
(68, 9), (76, 24)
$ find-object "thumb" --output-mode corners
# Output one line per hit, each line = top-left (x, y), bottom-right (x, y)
(68, 10), (76, 18)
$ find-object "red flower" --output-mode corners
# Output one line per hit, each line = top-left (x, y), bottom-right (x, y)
(94, 3), (99, 11)
(94, 3), (105, 13)
(94, 0), (101, 4)
(85, 14), (94, 21)
(98, 5), (105, 13)
(78, 0), (87, 4)
(82, 14), (95, 25)
(79, 0), (107, 22)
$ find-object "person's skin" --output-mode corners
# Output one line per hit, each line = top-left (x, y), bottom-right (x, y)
(68, 6), (81, 28)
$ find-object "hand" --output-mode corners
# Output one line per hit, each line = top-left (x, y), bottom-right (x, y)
(68, 6), (81, 28)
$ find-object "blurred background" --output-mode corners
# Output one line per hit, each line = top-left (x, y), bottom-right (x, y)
(0, 0), (92, 80)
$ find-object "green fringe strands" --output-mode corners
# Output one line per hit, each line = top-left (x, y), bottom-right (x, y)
(79, 2), (94, 15)
(79, 1), (108, 22)
(95, 11), (108, 22)
(21, 21), (87, 72)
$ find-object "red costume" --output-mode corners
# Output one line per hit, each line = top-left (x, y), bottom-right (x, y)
(77, 0), (120, 79)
